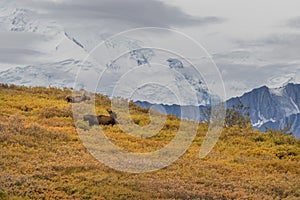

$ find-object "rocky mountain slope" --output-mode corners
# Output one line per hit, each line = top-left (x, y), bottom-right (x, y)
(137, 83), (300, 138)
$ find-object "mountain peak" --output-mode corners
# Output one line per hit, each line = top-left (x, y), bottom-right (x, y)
(227, 84), (300, 137)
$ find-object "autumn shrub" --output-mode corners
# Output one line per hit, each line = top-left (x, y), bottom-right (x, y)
(163, 119), (180, 131)
(94, 93), (111, 107)
(39, 106), (72, 118)
(252, 134), (267, 142)
(129, 102), (149, 114)
(166, 114), (179, 121)
(273, 145), (300, 160)
(0, 83), (9, 88)
(38, 117), (74, 128)
(0, 189), (8, 200)
(131, 115), (150, 126)
(6, 114), (26, 134)
(1, 84), (300, 200)
(75, 120), (90, 131)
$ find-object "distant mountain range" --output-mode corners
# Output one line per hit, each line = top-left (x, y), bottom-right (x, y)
(136, 83), (300, 138)
(1, 2), (299, 138)
(227, 83), (300, 134)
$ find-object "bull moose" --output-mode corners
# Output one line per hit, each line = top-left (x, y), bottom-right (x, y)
(83, 109), (118, 126)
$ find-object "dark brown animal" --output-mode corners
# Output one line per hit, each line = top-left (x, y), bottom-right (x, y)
(65, 95), (91, 103)
(65, 96), (73, 102)
(98, 109), (118, 125)
(83, 109), (118, 126)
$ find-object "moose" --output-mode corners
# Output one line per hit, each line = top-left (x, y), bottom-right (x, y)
(83, 109), (118, 126)
(65, 94), (91, 103)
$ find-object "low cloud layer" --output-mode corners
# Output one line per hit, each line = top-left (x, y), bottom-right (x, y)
(234, 33), (300, 62)
(0, 32), (45, 64)
(0, 48), (42, 65)
(213, 31), (300, 97)
(218, 62), (300, 97)
(20, 0), (223, 28)
(287, 16), (300, 28)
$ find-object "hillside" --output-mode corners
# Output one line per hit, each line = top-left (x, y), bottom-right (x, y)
(0, 84), (300, 200)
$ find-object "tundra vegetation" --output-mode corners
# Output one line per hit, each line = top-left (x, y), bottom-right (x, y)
(0, 84), (299, 200)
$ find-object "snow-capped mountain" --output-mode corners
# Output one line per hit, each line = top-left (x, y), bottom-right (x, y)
(262, 113), (300, 138)
(136, 83), (300, 138)
(0, 49), (213, 106)
(0, 5), (93, 65)
(227, 83), (300, 137)
(0, 59), (97, 88)
(0, 3), (213, 106)
(135, 101), (208, 122)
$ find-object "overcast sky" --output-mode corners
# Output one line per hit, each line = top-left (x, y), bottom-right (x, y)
(0, 0), (300, 97)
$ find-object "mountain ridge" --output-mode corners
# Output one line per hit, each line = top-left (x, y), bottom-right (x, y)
(136, 83), (300, 138)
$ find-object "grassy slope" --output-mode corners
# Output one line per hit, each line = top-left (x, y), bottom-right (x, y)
(0, 84), (299, 200)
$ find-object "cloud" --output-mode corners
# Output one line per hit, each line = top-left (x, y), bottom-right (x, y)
(287, 16), (300, 28)
(19, 0), (223, 28)
(234, 33), (300, 62)
(0, 48), (43, 64)
(217, 62), (300, 98)
(213, 32), (300, 97)
(0, 32), (44, 64)
(0, 32), (44, 48)
(7, 0), (224, 52)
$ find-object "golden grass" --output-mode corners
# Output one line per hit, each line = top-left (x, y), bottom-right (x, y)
(0, 84), (299, 199)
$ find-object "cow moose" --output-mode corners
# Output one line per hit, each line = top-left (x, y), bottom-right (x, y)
(65, 94), (91, 103)
(83, 109), (118, 126)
